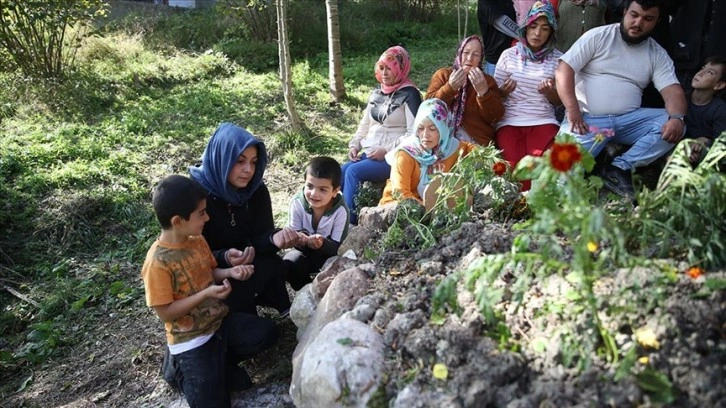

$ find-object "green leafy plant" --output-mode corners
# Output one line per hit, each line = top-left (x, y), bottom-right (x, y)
(383, 145), (520, 252)
(0, 0), (108, 77)
(435, 133), (632, 369)
(625, 133), (726, 269)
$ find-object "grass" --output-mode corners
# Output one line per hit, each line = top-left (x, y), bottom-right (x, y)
(0, 6), (466, 399)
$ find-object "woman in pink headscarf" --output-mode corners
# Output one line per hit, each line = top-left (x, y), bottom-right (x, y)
(341, 45), (422, 224)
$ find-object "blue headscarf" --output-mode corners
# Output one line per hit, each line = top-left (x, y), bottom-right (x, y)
(189, 123), (268, 207)
(386, 98), (460, 197)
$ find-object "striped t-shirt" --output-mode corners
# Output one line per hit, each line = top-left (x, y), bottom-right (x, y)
(494, 46), (563, 129)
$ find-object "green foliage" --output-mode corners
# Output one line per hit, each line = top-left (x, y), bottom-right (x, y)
(0, 0), (107, 77)
(352, 181), (384, 213)
(383, 145), (521, 254)
(384, 199), (432, 249)
(625, 134), (726, 269)
(107, 7), (229, 52)
(214, 38), (278, 72)
(636, 367), (678, 404)
(435, 133), (632, 369)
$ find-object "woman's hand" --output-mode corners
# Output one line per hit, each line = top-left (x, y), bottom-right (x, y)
(468, 67), (489, 96)
(225, 246), (255, 266)
(537, 78), (556, 95)
(500, 78), (517, 96)
(448, 68), (467, 91)
(348, 147), (360, 162)
(273, 227), (303, 249)
(367, 146), (387, 160)
(227, 265), (254, 281)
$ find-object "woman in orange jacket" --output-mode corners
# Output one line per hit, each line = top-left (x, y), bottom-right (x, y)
(379, 98), (476, 206)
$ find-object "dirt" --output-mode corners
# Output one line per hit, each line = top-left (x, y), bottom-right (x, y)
(3, 166), (725, 407)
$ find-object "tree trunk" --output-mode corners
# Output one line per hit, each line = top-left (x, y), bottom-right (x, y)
(276, 0), (304, 131)
(326, 0), (345, 102)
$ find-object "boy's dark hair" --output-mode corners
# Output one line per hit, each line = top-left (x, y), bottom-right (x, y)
(305, 156), (342, 189)
(152, 175), (208, 229)
(705, 56), (726, 83)
(625, 0), (665, 19)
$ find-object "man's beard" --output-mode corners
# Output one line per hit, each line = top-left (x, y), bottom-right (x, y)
(619, 22), (650, 45)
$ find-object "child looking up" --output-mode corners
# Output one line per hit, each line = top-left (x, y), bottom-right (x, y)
(684, 56), (726, 165)
(141, 175), (278, 407)
(284, 157), (350, 290)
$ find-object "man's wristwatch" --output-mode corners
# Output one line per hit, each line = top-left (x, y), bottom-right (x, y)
(669, 113), (686, 125)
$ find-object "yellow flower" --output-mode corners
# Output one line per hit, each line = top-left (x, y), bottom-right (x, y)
(587, 241), (598, 252)
(432, 363), (448, 380)
(635, 327), (660, 350)
(638, 356), (649, 365)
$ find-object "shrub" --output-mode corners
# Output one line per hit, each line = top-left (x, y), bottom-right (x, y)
(626, 134), (726, 269)
(214, 38), (278, 73)
(0, 0), (108, 77)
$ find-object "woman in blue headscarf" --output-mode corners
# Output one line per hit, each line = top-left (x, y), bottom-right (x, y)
(190, 122), (300, 315)
(379, 98), (476, 205)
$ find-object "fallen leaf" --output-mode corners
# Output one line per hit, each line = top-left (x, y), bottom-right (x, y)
(635, 327), (660, 350)
(432, 363), (448, 380)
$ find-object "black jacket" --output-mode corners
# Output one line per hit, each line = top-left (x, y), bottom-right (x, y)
(477, 0), (516, 65)
(201, 182), (280, 268)
(670, 0), (726, 71)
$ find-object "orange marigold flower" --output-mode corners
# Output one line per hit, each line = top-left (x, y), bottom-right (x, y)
(492, 161), (507, 176)
(550, 143), (582, 172)
(686, 266), (705, 279)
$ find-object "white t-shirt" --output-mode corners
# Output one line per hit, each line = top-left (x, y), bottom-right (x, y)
(560, 23), (678, 116)
(494, 46), (563, 128)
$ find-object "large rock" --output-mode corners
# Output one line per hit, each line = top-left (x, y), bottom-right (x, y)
(311, 256), (358, 300)
(290, 267), (373, 406)
(289, 284), (316, 339)
(358, 204), (397, 231)
(294, 319), (384, 408)
(290, 256), (358, 336)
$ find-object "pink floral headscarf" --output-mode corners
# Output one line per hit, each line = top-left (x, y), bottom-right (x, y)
(517, 1), (558, 63)
(374, 45), (415, 94)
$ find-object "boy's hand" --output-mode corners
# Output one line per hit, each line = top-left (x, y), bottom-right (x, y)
(306, 234), (324, 249)
(226, 246), (255, 266)
(228, 265), (254, 281)
(207, 279), (232, 300)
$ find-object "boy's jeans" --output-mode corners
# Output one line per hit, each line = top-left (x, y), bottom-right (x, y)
(559, 108), (678, 170)
(163, 313), (278, 408)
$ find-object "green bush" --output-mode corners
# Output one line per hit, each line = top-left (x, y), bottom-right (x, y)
(0, 0), (108, 77)
(215, 38), (278, 73)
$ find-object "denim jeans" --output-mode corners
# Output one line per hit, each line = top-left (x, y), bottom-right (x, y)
(341, 154), (391, 224)
(485, 61), (497, 76)
(162, 313), (278, 408)
(559, 108), (679, 170)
